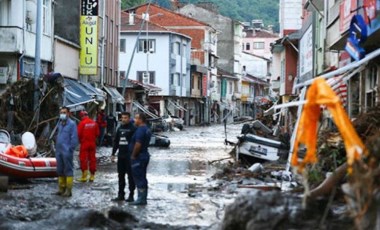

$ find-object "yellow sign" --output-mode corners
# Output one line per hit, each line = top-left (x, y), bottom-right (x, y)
(80, 16), (98, 75)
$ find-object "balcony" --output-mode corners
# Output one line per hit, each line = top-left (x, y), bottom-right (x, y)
(0, 27), (23, 53)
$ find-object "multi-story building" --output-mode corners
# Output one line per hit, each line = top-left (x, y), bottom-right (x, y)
(242, 20), (279, 60)
(126, 3), (218, 124)
(97, 0), (122, 113)
(0, 0), (54, 87)
(271, 0), (303, 99)
(119, 12), (193, 124)
(323, 0), (380, 118)
(177, 3), (244, 120)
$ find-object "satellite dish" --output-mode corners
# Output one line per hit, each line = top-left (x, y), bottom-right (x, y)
(26, 0), (37, 24)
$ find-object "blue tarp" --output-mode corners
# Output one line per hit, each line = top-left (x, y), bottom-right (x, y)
(63, 78), (96, 109)
(80, 82), (106, 101)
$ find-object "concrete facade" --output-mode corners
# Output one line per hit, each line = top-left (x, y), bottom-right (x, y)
(178, 3), (244, 118)
(128, 3), (218, 124)
(53, 36), (80, 80)
(0, 0), (54, 88)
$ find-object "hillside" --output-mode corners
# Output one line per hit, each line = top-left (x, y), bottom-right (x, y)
(122, 0), (280, 32)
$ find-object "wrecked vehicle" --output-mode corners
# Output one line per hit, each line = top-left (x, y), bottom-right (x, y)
(163, 115), (184, 131)
(149, 133), (171, 148)
(237, 134), (289, 162)
(235, 121), (289, 162)
(0, 130), (57, 178)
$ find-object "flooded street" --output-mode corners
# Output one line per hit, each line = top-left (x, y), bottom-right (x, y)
(0, 124), (242, 229)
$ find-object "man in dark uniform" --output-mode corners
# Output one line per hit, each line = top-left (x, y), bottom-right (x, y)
(130, 113), (152, 205)
(111, 112), (136, 202)
(106, 113), (118, 147)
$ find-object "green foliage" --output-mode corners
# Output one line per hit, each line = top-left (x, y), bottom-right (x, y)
(121, 0), (147, 9)
(121, 0), (280, 31)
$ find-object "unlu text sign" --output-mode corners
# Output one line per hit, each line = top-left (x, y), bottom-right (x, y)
(80, 0), (98, 75)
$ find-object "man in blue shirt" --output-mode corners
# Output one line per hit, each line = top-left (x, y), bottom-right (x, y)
(129, 113), (151, 205)
(55, 106), (79, 197)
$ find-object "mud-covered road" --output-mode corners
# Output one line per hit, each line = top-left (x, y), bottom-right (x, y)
(0, 124), (242, 229)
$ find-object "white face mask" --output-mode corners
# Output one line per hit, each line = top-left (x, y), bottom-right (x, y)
(59, 114), (67, 120)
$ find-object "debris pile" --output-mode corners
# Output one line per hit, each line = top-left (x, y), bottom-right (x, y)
(0, 79), (63, 153)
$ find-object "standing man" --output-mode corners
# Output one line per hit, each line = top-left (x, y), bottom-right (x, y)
(96, 109), (107, 146)
(111, 112), (136, 202)
(55, 107), (79, 197)
(106, 113), (118, 147)
(129, 113), (151, 205)
(77, 111), (99, 182)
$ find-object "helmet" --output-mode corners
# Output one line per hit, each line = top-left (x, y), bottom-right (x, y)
(79, 111), (88, 118)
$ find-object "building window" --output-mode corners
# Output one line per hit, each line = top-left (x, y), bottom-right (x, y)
(120, 71), (126, 79)
(253, 42), (265, 49)
(177, 74), (181, 86)
(246, 43), (251, 50)
(209, 55), (215, 68)
(105, 15), (108, 40)
(0, 0), (9, 26)
(120, 39), (126, 53)
(110, 20), (114, 44)
(171, 73), (180, 86)
(137, 71), (155, 84)
(229, 82), (233, 94)
(182, 44), (187, 57)
(198, 75), (202, 90)
(43, 0), (50, 34)
(173, 42), (181, 55)
(365, 66), (378, 110)
(217, 80), (221, 94)
(170, 74), (174, 85)
(138, 39), (156, 53)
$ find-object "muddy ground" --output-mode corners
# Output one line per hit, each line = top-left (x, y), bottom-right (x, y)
(0, 124), (357, 230)
(0, 125), (243, 229)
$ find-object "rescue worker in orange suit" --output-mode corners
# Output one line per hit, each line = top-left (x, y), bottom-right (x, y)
(112, 112), (136, 202)
(77, 111), (99, 182)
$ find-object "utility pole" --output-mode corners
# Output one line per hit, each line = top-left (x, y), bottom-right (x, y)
(34, 0), (42, 111)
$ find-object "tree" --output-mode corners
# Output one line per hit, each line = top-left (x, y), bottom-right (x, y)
(121, 0), (147, 9)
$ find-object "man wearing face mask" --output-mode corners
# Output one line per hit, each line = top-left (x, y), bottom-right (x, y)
(54, 107), (79, 197)
(111, 112), (136, 202)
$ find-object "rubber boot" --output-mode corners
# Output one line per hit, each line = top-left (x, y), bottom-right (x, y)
(89, 173), (95, 182)
(77, 170), (88, 183)
(125, 191), (134, 202)
(54, 177), (66, 196)
(130, 189), (147, 205)
(111, 195), (125, 202)
(62, 177), (73, 197)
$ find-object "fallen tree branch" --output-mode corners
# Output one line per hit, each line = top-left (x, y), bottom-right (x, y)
(309, 163), (347, 199)
(28, 117), (58, 132)
(208, 157), (233, 165)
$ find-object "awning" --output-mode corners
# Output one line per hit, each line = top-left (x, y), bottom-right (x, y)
(169, 100), (187, 112)
(80, 82), (106, 101)
(132, 100), (159, 119)
(63, 78), (96, 109)
(103, 86), (125, 104)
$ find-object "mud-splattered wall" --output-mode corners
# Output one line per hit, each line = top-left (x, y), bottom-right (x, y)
(54, 0), (80, 45)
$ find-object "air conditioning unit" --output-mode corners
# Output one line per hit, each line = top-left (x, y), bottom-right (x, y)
(142, 72), (150, 84)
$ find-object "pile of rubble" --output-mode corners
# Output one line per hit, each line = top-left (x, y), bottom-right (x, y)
(0, 79), (63, 152)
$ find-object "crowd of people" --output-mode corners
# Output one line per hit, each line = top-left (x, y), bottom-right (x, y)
(54, 106), (151, 205)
